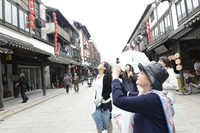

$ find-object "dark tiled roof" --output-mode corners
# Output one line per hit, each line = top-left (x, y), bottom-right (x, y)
(0, 33), (52, 56)
(0, 47), (13, 54)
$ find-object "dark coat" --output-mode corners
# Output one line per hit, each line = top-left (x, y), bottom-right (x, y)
(112, 79), (169, 133)
(102, 75), (112, 100)
(72, 76), (80, 84)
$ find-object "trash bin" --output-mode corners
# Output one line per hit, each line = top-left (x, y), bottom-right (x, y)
(177, 77), (185, 92)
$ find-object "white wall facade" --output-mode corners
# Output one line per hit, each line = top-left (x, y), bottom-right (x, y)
(0, 25), (54, 55)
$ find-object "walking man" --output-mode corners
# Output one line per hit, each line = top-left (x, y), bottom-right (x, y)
(15, 73), (29, 103)
(63, 74), (72, 93)
(72, 73), (80, 93)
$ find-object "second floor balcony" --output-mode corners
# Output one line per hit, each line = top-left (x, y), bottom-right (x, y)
(45, 22), (70, 43)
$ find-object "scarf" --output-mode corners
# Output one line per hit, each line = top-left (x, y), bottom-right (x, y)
(128, 89), (175, 133)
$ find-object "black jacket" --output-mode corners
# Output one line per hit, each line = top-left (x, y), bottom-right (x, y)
(102, 75), (112, 100)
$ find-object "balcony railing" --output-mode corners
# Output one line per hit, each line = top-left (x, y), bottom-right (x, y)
(45, 22), (70, 42)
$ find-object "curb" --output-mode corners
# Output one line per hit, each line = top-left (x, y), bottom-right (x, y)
(0, 89), (65, 121)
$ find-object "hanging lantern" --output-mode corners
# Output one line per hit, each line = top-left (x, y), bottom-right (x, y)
(55, 29), (58, 34)
(53, 12), (56, 17)
(55, 47), (57, 51)
(55, 43), (57, 47)
(55, 38), (57, 42)
(30, 15), (34, 21)
(55, 21), (58, 25)
(55, 25), (58, 29)
(54, 17), (57, 21)
(30, 0), (33, 1)
(30, 2), (34, 8)
(30, 21), (34, 28)
(149, 39), (151, 43)
(55, 51), (57, 55)
(55, 34), (58, 38)
(30, 9), (34, 15)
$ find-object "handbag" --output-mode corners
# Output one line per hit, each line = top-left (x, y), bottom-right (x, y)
(91, 109), (110, 131)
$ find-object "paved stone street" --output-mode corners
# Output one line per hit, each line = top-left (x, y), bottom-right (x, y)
(0, 82), (200, 133)
(0, 82), (120, 133)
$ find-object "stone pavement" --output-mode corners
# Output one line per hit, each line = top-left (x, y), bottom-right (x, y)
(0, 82), (120, 133)
(0, 88), (65, 121)
(0, 81), (199, 133)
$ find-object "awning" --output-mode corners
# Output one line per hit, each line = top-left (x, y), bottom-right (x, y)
(185, 12), (200, 28)
(0, 47), (13, 55)
(146, 35), (168, 52)
(48, 55), (69, 65)
(0, 33), (52, 56)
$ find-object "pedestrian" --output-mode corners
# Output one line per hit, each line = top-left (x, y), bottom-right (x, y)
(94, 62), (113, 133)
(122, 64), (138, 92)
(63, 74), (72, 93)
(159, 56), (178, 104)
(81, 75), (84, 85)
(194, 58), (200, 83)
(72, 73), (80, 93)
(112, 61), (175, 133)
(15, 73), (29, 103)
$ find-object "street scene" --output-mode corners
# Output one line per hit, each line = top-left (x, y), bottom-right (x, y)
(0, 83), (200, 133)
(1, 0), (200, 132)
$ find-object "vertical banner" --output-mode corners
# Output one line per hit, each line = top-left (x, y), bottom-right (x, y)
(82, 30), (85, 58)
(146, 19), (151, 44)
(30, 0), (34, 29)
(53, 12), (58, 55)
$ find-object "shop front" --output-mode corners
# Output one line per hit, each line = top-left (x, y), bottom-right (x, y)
(0, 33), (52, 109)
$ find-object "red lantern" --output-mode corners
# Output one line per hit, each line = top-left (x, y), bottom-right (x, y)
(147, 28), (150, 31)
(55, 34), (58, 38)
(30, 21), (34, 28)
(55, 25), (58, 29)
(55, 29), (58, 34)
(55, 38), (57, 42)
(55, 43), (57, 47)
(55, 21), (58, 25)
(30, 9), (34, 15)
(55, 47), (57, 51)
(147, 32), (150, 35)
(146, 19), (149, 23)
(53, 12), (56, 17)
(30, 0), (33, 2)
(54, 17), (57, 21)
(55, 51), (57, 55)
(148, 36), (151, 39)
(30, 15), (34, 21)
(147, 24), (150, 27)
(149, 39), (151, 43)
(30, 2), (34, 8)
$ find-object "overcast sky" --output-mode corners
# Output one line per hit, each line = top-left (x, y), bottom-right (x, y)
(42, 0), (154, 64)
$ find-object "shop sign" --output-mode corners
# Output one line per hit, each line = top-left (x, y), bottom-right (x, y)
(176, 65), (182, 71)
(154, 45), (168, 54)
(174, 53), (180, 59)
(175, 59), (181, 65)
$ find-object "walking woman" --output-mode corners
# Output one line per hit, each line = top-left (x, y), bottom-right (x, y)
(63, 74), (72, 93)
(95, 62), (113, 133)
(112, 61), (175, 133)
(159, 56), (178, 104)
(123, 64), (138, 92)
(15, 73), (29, 103)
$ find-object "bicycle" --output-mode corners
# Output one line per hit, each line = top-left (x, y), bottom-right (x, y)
(182, 75), (200, 95)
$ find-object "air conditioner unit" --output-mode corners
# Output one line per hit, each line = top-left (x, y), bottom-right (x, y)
(35, 18), (46, 27)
